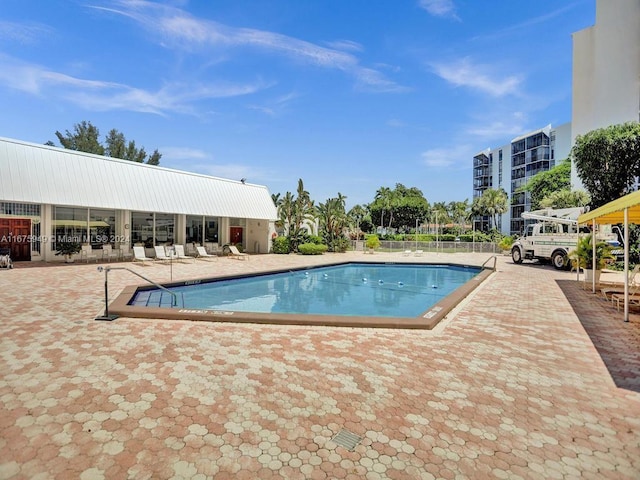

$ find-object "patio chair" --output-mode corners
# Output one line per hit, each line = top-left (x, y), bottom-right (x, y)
(154, 245), (172, 263)
(414, 249), (424, 257)
(402, 250), (412, 256)
(133, 246), (153, 265)
(81, 244), (97, 263)
(228, 245), (249, 260)
(173, 245), (194, 263)
(101, 244), (119, 262)
(196, 246), (217, 261)
(610, 291), (640, 311)
(600, 265), (640, 300)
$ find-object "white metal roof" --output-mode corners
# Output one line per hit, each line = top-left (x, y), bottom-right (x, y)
(0, 137), (278, 220)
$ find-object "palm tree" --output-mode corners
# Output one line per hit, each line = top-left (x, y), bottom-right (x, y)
(278, 192), (295, 236)
(479, 188), (508, 230)
(374, 186), (392, 231)
(348, 204), (368, 240)
(317, 195), (349, 251)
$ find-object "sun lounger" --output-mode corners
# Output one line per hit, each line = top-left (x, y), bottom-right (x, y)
(600, 265), (640, 300)
(610, 292), (640, 311)
(414, 249), (424, 257)
(402, 250), (412, 256)
(173, 245), (194, 263)
(133, 246), (153, 265)
(228, 245), (249, 260)
(154, 246), (172, 263)
(196, 246), (217, 261)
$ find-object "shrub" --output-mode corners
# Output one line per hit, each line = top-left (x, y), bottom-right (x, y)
(298, 243), (328, 255)
(307, 234), (324, 245)
(272, 236), (290, 254)
(365, 235), (381, 250)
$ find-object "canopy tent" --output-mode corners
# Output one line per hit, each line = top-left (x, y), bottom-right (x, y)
(578, 190), (640, 322)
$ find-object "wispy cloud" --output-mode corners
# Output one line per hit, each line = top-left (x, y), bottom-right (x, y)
(0, 20), (52, 44)
(473, 3), (581, 41)
(421, 144), (472, 168)
(324, 39), (364, 52)
(465, 112), (529, 141)
(0, 54), (267, 115)
(418, 0), (460, 21)
(93, 0), (405, 92)
(247, 91), (300, 117)
(431, 57), (522, 97)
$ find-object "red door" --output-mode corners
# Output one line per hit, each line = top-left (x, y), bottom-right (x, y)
(229, 227), (243, 245)
(0, 218), (32, 261)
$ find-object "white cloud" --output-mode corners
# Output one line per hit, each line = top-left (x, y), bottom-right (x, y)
(421, 144), (473, 168)
(0, 54), (268, 115)
(418, 0), (460, 20)
(324, 39), (364, 52)
(0, 20), (52, 44)
(160, 147), (210, 160)
(431, 57), (522, 97)
(94, 0), (404, 92)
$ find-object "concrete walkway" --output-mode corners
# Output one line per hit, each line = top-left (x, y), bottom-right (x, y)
(0, 252), (638, 479)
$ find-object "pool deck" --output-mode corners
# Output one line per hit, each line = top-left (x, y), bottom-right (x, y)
(1, 251), (639, 479)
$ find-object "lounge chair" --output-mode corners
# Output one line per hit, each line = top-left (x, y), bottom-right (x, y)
(101, 244), (119, 262)
(402, 250), (412, 256)
(173, 245), (194, 263)
(600, 265), (640, 300)
(133, 246), (153, 265)
(610, 291), (640, 311)
(414, 249), (424, 257)
(81, 245), (97, 263)
(228, 245), (249, 260)
(154, 246), (172, 263)
(196, 246), (217, 261)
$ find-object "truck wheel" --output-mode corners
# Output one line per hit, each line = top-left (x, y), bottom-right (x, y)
(552, 251), (568, 270)
(512, 247), (523, 264)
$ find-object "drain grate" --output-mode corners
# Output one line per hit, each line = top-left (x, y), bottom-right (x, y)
(331, 429), (362, 451)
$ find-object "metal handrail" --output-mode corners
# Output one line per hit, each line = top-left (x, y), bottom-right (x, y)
(96, 266), (179, 321)
(481, 255), (497, 271)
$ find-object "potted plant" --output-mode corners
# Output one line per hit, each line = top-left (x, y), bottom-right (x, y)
(570, 233), (614, 283)
(365, 235), (380, 254)
(55, 241), (82, 263)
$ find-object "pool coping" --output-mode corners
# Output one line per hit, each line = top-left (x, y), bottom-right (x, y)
(108, 261), (494, 329)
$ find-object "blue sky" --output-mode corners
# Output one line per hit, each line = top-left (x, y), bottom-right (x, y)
(0, 0), (594, 209)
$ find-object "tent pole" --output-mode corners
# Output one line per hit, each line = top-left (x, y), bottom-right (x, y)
(624, 208), (629, 322)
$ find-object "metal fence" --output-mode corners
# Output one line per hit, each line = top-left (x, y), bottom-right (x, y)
(351, 240), (500, 254)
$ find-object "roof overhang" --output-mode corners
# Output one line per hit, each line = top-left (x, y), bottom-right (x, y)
(577, 190), (640, 225)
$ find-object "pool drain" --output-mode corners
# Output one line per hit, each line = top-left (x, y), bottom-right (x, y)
(331, 429), (362, 451)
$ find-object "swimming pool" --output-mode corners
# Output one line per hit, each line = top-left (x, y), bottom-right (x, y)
(110, 262), (492, 329)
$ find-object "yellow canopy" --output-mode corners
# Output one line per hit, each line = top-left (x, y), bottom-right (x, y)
(578, 190), (640, 225)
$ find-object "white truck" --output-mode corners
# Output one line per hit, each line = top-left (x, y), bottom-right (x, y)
(510, 207), (621, 270)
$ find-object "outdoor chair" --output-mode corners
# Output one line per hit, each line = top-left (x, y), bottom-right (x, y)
(173, 245), (194, 263)
(81, 245), (97, 263)
(101, 244), (119, 262)
(133, 246), (153, 265)
(228, 245), (249, 260)
(196, 246), (217, 261)
(154, 246), (172, 263)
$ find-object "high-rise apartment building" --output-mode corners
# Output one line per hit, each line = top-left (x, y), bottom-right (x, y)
(473, 0), (639, 234)
(472, 123), (570, 235)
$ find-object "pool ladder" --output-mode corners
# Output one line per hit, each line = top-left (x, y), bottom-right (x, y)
(481, 255), (498, 271)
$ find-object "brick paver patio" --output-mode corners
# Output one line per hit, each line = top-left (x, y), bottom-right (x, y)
(1, 252), (639, 479)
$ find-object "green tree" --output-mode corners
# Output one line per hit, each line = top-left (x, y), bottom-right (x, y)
(347, 204), (368, 239)
(571, 121), (640, 208)
(539, 189), (590, 208)
(447, 200), (470, 235)
(370, 184), (430, 232)
(317, 194), (349, 252)
(49, 120), (104, 155)
(49, 121), (162, 165)
(519, 160), (571, 209)
(474, 188), (508, 230)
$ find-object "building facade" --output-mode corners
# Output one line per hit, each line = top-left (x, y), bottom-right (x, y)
(0, 138), (278, 262)
(472, 123), (571, 235)
(473, 0), (640, 234)
(571, 0), (640, 189)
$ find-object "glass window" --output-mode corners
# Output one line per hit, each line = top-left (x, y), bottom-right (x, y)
(89, 209), (116, 248)
(186, 215), (203, 244)
(204, 217), (219, 243)
(53, 206), (88, 250)
(155, 213), (175, 245)
(131, 212), (154, 248)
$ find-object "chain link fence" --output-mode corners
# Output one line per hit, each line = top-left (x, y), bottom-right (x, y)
(351, 240), (501, 254)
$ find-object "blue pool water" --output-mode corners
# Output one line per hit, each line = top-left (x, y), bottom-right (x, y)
(131, 263), (480, 319)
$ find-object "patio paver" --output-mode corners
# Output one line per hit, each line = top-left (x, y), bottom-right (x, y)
(1, 252), (639, 479)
